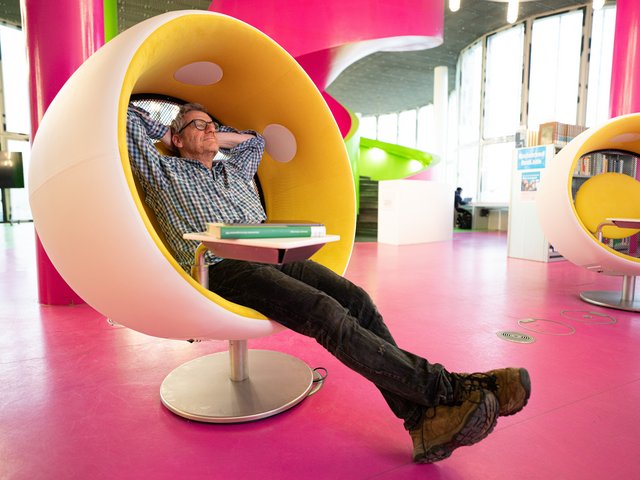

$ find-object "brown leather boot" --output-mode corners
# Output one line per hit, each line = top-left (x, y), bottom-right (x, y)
(410, 389), (499, 463)
(452, 368), (531, 417)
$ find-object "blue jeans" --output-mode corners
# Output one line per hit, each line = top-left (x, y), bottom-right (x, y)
(207, 259), (455, 430)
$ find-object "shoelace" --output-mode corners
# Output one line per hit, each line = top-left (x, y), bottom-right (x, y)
(450, 373), (497, 405)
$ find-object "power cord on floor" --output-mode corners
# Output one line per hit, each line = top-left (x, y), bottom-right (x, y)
(560, 309), (617, 325)
(307, 367), (328, 397)
(517, 317), (576, 336)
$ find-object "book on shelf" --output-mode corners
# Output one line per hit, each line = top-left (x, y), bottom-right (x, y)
(538, 121), (587, 147)
(573, 151), (638, 177)
(206, 221), (326, 239)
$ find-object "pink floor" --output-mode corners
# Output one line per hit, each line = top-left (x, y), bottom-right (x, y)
(2, 223), (640, 479)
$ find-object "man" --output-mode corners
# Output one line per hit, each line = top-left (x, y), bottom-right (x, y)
(455, 187), (472, 229)
(454, 187), (467, 211)
(127, 102), (531, 463)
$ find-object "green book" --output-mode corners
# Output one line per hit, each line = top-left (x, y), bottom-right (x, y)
(207, 222), (326, 239)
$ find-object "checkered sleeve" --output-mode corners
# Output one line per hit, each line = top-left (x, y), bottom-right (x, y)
(126, 105), (171, 189)
(218, 126), (266, 181)
(128, 105), (169, 140)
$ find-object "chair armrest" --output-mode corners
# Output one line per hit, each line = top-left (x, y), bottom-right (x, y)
(595, 218), (640, 242)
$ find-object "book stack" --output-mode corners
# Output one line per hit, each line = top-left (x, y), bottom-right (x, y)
(538, 122), (587, 147)
(206, 222), (326, 239)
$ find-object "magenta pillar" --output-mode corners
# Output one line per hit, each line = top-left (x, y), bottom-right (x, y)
(22, 0), (105, 305)
(609, 0), (640, 117)
(609, 0), (640, 254)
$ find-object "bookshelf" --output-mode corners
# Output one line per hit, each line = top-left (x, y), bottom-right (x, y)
(572, 149), (638, 197)
(510, 121), (640, 262)
(508, 145), (563, 262)
(511, 148), (639, 261)
(572, 149), (639, 256)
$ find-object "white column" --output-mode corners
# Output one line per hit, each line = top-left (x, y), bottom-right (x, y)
(431, 65), (448, 182)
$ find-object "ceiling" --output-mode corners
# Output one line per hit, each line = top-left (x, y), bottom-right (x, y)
(0, 0), (594, 114)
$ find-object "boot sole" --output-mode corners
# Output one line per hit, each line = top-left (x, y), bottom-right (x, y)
(415, 391), (500, 464)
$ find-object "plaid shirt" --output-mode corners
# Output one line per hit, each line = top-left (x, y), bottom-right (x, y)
(126, 105), (267, 271)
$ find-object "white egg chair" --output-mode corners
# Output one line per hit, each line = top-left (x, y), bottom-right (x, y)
(29, 11), (356, 422)
(537, 113), (640, 312)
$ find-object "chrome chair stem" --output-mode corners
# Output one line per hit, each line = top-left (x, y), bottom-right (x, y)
(622, 275), (636, 303)
(229, 340), (249, 381)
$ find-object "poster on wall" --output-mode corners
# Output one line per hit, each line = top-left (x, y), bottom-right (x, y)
(521, 171), (540, 191)
(516, 146), (546, 201)
(517, 146), (546, 170)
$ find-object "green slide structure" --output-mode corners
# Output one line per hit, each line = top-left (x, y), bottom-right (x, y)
(343, 113), (439, 210)
(358, 137), (437, 181)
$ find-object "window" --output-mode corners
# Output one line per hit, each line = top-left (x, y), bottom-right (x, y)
(458, 42), (482, 144)
(1, 26), (30, 135)
(479, 142), (515, 202)
(457, 42), (482, 195)
(484, 25), (524, 139)
(446, 90), (460, 188)
(397, 109), (417, 148)
(457, 143), (479, 200)
(476, 25), (525, 203)
(0, 25), (31, 222)
(586, 4), (616, 126)
(377, 113), (398, 144)
(528, 9), (584, 129)
(359, 115), (377, 139)
(416, 105), (434, 152)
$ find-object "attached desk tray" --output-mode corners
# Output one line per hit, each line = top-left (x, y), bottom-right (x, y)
(183, 233), (340, 264)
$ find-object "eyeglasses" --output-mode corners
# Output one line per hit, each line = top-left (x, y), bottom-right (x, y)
(177, 118), (219, 133)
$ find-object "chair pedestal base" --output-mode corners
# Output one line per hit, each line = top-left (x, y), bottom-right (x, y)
(580, 290), (640, 312)
(160, 350), (314, 423)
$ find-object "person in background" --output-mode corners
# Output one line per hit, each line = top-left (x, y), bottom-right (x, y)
(454, 187), (467, 210)
(454, 187), (472, 229)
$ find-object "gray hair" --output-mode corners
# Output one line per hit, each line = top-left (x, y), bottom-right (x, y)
(170, 103), (212, 135)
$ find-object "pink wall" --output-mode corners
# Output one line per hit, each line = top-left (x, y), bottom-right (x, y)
(608, 0), (640, 253)
(609, 0), (640, 117)
(23, 0), (106, 305)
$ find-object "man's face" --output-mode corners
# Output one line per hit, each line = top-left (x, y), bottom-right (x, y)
(173, 110), (219, 159)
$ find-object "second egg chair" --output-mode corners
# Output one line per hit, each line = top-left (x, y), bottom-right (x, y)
(537, 113), (640, 312)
